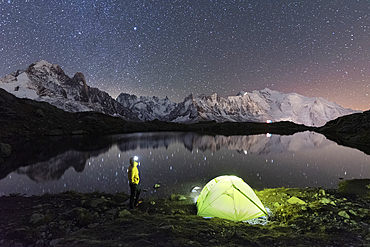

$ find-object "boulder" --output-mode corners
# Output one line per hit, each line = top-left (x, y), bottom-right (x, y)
(287, 196), (306, 205)
(338, 211), (350, 219)
(118, 210), (131, 218)
(29, 213), (45, 225)
(170, 194), (187, 201)
(90, 198), (108, 208)
(35, 109), (45, 118)
(47, 129), (64, 136)
(0, 143), (12, 157)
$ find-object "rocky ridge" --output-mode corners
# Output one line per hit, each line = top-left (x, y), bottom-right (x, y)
(118, 88), (359, 127)
(0, 61), (139, 121)
(1, 60), (359, 126)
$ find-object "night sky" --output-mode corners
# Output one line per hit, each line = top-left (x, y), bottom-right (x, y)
(1, 0), (369, 110)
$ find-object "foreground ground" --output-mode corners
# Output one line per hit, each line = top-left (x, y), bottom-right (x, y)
(1, 180), (370, 247)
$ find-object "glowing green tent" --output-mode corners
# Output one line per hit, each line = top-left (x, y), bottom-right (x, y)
(196, 175), (268, 221)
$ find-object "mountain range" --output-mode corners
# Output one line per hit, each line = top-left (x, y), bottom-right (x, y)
(0, 60), (360, 126)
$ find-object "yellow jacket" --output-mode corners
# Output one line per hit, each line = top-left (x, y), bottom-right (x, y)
(128, 161), (140, 184)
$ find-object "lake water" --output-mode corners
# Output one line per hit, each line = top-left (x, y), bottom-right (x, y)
(0, 131), (369, 199)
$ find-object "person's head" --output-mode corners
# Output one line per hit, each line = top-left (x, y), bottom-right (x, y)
(130, 156), (139, 165)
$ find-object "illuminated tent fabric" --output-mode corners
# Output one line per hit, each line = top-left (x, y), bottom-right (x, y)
(196, 175), (268, 221)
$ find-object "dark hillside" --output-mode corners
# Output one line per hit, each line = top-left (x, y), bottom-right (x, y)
(317, 110), (370, 154)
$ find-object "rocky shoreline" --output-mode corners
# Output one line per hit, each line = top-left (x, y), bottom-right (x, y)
(1, 180), (370, 247)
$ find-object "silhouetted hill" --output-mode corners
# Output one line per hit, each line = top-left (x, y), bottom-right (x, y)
(317, 110), (370, 154)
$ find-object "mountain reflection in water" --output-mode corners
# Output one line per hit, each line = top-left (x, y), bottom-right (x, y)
(0, 131), (369, 197)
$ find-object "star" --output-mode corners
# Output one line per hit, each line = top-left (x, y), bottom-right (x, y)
(0, 0), (369, 110)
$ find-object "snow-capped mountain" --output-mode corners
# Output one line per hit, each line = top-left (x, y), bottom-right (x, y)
(193, 89), (360, 126)
(116, 92), (198, 123)
(118, 89), (359, 127)
(116, 93), (177, 122)
(194, 92), (267, 123)
(0, 60), (139, 121)
(1, 60), (359, 126)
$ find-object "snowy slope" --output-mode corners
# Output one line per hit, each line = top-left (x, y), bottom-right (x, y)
(245, 88), (359, 126)
(194, 92), (268, 122)
(0, 61), (139, 121)
(0, 70), (39, 99)
(116, 93), (177, 121)
(116, 93), (198, 123)
(117, 88), (358, 126)
(0, 61), (359, 126)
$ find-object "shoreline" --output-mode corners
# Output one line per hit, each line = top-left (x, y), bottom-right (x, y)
(1, 181), (369, 246)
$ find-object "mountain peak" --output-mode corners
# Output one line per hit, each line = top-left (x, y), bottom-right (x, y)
(0, 60), (140, 121)
(33, 60), (52, 68)
(236, 91), (248, 96)
(72, 72), (87, 86)
(257, 88), (279, 95)
(237, 88), (277, 96)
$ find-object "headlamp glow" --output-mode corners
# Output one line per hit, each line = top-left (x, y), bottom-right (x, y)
(134, 156), (139, 161)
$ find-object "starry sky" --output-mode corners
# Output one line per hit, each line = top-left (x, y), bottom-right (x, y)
(1, 0), (369, 110)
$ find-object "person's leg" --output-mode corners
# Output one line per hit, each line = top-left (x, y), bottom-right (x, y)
(134, 184), (141, 206)
(129, 184), (135, 209)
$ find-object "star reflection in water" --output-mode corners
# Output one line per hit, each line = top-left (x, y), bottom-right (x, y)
(0, 131), (369, 198)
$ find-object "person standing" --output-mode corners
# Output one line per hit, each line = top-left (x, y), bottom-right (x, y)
(128, 156), (141, 209)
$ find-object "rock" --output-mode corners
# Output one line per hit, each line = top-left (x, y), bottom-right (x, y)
(47, 129), (63, 136)
(63, 207), (91, 225)
(118, 210), (131, 218)
(170, 194), (187, 201)
(33, 204), (43, 209)
(172, 209), (186, 215)
(338, 211), (350, 219)
(320, 198), (332, 205)
(35, 109), (45, 118)
(72, 130), (87, 135)
(287, 196), (306, 205)
(49, 238), (63, 246)
(0, 143), (12, 157)
(106, 208), (117, 215)
(35, 239), (45, 246)
(29, 213), (45, 224)
(88, 223), (100, 228)
(90, 198), (108, 207)
(349, 210), (357, 216)
(158, 225), (174, 230)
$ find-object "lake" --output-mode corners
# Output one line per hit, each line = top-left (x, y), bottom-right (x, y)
(0, 131), (369, 199)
